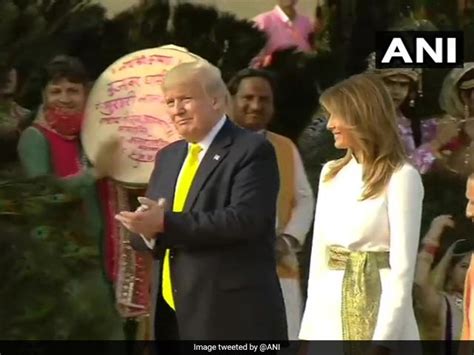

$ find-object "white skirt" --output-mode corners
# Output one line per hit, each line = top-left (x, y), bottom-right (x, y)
(299, 268), (420, 341)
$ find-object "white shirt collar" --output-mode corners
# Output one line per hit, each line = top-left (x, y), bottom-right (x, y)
(189, 115), (227, 151)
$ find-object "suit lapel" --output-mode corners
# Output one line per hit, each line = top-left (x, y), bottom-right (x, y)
(183, 119), (234, 211)
(161, 141), (187, 210)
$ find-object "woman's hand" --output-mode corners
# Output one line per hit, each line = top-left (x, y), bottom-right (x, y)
(424, 214), (455, 245)
(431, 119), (460, 152)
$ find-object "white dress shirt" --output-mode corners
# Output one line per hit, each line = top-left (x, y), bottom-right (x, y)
(140, 115), (227, 249)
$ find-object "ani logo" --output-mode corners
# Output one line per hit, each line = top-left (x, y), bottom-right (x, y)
(375, 31), (464, 69)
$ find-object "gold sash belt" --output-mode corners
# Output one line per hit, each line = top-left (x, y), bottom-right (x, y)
(328, 245), (390, 349)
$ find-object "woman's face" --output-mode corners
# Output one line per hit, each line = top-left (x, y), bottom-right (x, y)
(326, 110), (357, 150)
(382, 74), (411, 109)
(450, 254), (471, 293)
(43, 77), (87, 113)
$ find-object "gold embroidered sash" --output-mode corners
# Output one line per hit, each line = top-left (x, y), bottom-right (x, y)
(328, 245), (390, 353)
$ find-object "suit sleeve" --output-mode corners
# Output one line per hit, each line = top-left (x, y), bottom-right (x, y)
(159, 139), (279, 248)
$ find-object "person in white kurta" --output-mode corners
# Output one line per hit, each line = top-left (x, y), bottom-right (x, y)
(300, 157), (423, 342)
(274, 141), (314, 341)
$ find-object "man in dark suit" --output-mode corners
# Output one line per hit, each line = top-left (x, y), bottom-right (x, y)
(116, 60), (287, 342)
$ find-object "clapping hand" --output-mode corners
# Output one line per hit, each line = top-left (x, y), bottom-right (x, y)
(115, 197), (166, 240)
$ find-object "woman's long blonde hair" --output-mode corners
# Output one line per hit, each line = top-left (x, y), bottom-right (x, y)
(322, 73), (407, 200)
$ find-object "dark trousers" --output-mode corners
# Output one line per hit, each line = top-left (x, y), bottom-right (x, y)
(154, 293), (179, 340)
(154, 285), (181, 355)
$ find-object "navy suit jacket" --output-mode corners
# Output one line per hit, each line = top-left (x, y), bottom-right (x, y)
(131, 119), (287, 340)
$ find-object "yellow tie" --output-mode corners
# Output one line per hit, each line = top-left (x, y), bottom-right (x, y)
(162, 143), (203, 310)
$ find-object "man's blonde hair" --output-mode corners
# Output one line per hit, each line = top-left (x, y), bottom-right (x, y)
(322, 73), (407, 200)
(162, 60), (230, 108)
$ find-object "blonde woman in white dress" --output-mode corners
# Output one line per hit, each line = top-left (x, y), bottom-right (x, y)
(299, 73), (424, 355)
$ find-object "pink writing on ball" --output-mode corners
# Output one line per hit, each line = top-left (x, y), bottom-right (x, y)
(117, 54), (175, 71)
(129, 152), (156, 162)
(145, 73), (166, 86)
(95, 95), (136, 115)
(118, 125), (148, 134)
(107, 77), (141, 97)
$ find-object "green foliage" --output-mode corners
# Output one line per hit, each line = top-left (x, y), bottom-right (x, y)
(169, 3), (266, 82)
(0, 0), (267, 110)
(0, 175), (123, 339)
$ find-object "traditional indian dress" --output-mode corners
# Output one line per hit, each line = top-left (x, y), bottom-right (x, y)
(266, 131), (314, 340)
(397, 114), (438, 174)
(17, 111), (124, 339)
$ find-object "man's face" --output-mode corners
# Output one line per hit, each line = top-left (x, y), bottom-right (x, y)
(164, 78), (219, 142)
(232, 77), (274, 132)
(0, 69), (17, 96)
(382, 74), (411, 109)
(466, 178), (474, 222)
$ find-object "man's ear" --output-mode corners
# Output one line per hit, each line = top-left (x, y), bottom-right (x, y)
(212, 90), (233, 109)
(210, 95), (220, 109)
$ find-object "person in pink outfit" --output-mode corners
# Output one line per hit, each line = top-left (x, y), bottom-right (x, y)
(253, 0), (314, 67)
